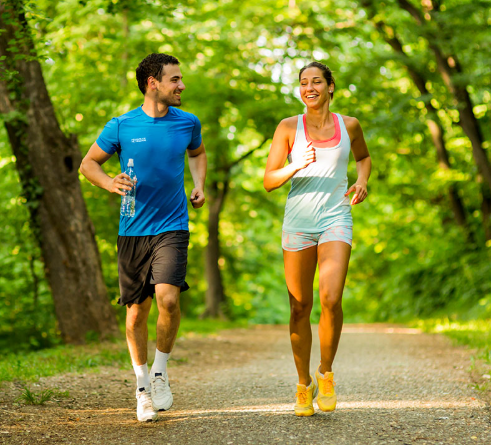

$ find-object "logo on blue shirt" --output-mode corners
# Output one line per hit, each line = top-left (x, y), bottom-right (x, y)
(131, 138), (146, 143)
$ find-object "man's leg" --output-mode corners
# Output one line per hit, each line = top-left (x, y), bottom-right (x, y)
(126, 296), (153, 368)
(155, 283), (181, 353)
(150, 283), (181, 411)
(125, 296), (157, 421)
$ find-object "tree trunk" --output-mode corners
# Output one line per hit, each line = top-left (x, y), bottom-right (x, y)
(203, 179), (229, 318)
(365, 12), (470, 232)
(0, 0), (119, 343)
(201, 142), (263, 318)
(121, 8), (129, 88)
(397, 0), (491, 193)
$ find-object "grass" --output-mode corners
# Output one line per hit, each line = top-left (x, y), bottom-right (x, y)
(15, 387), (70, 405)
(414, 318), (491, 395)
(414, 318), (491, 364)
(0, 342), (129, 383)
(0, 318), (248, 383)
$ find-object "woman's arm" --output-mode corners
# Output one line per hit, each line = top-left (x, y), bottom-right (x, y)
(344, 116), (371, 205)
(263, 118), (315, 192)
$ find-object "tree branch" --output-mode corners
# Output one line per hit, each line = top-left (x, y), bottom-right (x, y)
(397, 0), (424, 25)
(220, 137), (266, 172)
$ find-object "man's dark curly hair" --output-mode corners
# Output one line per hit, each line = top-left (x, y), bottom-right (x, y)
(136, 53), (180, 95)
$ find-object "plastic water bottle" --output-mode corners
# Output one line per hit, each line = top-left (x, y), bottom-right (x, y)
(120, 158), (137, 217)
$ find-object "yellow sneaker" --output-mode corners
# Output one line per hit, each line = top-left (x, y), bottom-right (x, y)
(315, 368), (336, 412)
(294, 377), (318, 417)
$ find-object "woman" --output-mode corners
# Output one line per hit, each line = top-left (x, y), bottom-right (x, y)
(264, 61), (371, 417)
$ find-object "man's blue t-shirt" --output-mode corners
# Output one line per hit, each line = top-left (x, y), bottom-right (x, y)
(96, 106), (202, 236)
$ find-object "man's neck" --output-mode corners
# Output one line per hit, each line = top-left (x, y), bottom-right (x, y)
(141, 97), (169, 118)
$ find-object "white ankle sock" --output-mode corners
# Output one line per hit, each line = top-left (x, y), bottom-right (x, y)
(151, 349), (170, 376)
(133, 363), (150, 389)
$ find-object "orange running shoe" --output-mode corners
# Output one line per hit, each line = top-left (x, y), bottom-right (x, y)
(315, 367), (336, 412)
(294, 377), (318, 417)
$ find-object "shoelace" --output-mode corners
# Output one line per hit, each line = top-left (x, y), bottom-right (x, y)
(138, 391), (153, 411)
(320, 377), (336, 395)
(295, 389), (308, 405)
(153, 376), (167, 397)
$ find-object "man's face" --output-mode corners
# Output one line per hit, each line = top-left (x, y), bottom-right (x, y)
(152, 64), (185, 106)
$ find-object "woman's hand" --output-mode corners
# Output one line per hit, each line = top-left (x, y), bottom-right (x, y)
(293, 142), (316, 171)
(345, 181), (367, 205)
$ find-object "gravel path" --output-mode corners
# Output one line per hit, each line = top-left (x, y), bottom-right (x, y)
(1, 324), (489, 444)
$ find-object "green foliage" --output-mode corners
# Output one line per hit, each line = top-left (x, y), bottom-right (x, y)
(416, 318), (491, 366)
(0, 342), (129, 383)
(0, 0), (490, 354)
(15, 387), (70, 405)
(0, 319), (248, 382)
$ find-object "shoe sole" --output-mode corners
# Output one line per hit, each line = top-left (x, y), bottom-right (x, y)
(318, 405), (336, 412)
(295, 409), (315, 417)
(317, 400), (336, 412)
(138, 414), (158, 422)
(152, 401), (173, 412)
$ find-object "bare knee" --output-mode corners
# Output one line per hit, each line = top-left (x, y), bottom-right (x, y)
(320, 290), (343, 313)
(157, 294), (179, 314)
(126, 307), (149, 331)
(290, 297), (312, 322)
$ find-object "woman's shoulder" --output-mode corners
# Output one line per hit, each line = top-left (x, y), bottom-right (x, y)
(339, 114), (361, 131)
(277, 115), (300, 131)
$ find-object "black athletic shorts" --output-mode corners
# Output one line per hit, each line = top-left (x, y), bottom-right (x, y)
(117, 230), (190, 306)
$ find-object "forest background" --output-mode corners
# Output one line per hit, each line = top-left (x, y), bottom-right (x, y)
(0, 0), (490, 356)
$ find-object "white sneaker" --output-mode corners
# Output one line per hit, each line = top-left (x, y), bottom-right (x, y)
(151, 371), (173, 411)
(136, 387), (158, 422)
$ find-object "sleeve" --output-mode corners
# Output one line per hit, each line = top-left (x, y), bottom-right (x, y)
(187, 115), (202, 150)
(96, 118), (120, 155)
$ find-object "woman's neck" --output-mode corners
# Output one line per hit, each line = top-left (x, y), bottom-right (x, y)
(305, 105), (332, 129)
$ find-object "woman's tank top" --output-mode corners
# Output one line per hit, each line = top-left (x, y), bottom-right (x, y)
(283, 112), (353, 233)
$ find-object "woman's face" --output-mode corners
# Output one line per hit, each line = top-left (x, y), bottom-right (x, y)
(299, 67), (333, 108)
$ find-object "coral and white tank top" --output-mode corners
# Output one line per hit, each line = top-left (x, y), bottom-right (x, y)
(283, 113), (353, 233)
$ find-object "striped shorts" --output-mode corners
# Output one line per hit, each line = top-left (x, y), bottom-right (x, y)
(282, 225), (353, 251)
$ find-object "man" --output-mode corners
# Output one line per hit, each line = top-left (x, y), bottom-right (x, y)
(80, 53), (207, 422)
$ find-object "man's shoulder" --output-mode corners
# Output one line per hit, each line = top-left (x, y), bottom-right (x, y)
(169, 107), (199, 124)
(114, 107), (143, 124)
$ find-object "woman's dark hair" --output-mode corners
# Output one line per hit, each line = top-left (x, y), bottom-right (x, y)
(136, 53), (180, 95)
(299, 61), (335, 100)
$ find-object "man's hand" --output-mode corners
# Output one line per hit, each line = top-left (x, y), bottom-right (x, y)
(108, 173), (134, 196)
(190, 188), (205, 208)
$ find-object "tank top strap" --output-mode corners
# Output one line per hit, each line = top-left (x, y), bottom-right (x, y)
(290, 115), (306, 154)
(335, 113), (350, 146)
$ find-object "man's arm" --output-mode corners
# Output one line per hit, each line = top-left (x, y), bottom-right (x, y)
(187, 141), (207, 208)
(80, 142), (133, 196)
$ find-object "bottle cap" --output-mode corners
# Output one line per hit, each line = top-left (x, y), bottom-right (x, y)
(128, 158), (134, 167)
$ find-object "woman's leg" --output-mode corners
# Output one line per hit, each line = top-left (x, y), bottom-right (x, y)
(317, 241), (351, 374)
(283, 246), (318, 385)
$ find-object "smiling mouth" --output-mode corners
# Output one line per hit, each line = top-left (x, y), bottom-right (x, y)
(306, 95), (318, 99)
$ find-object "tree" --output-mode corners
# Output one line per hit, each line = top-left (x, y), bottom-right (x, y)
(395, 0), (491, 239)
(360, 0), (470, 235)
(0, 0), (118, 343)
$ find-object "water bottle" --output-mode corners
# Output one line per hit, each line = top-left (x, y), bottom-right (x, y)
(120, 158), (137, 217)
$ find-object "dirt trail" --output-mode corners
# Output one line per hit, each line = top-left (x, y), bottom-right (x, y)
(1, 324), (489, 445)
